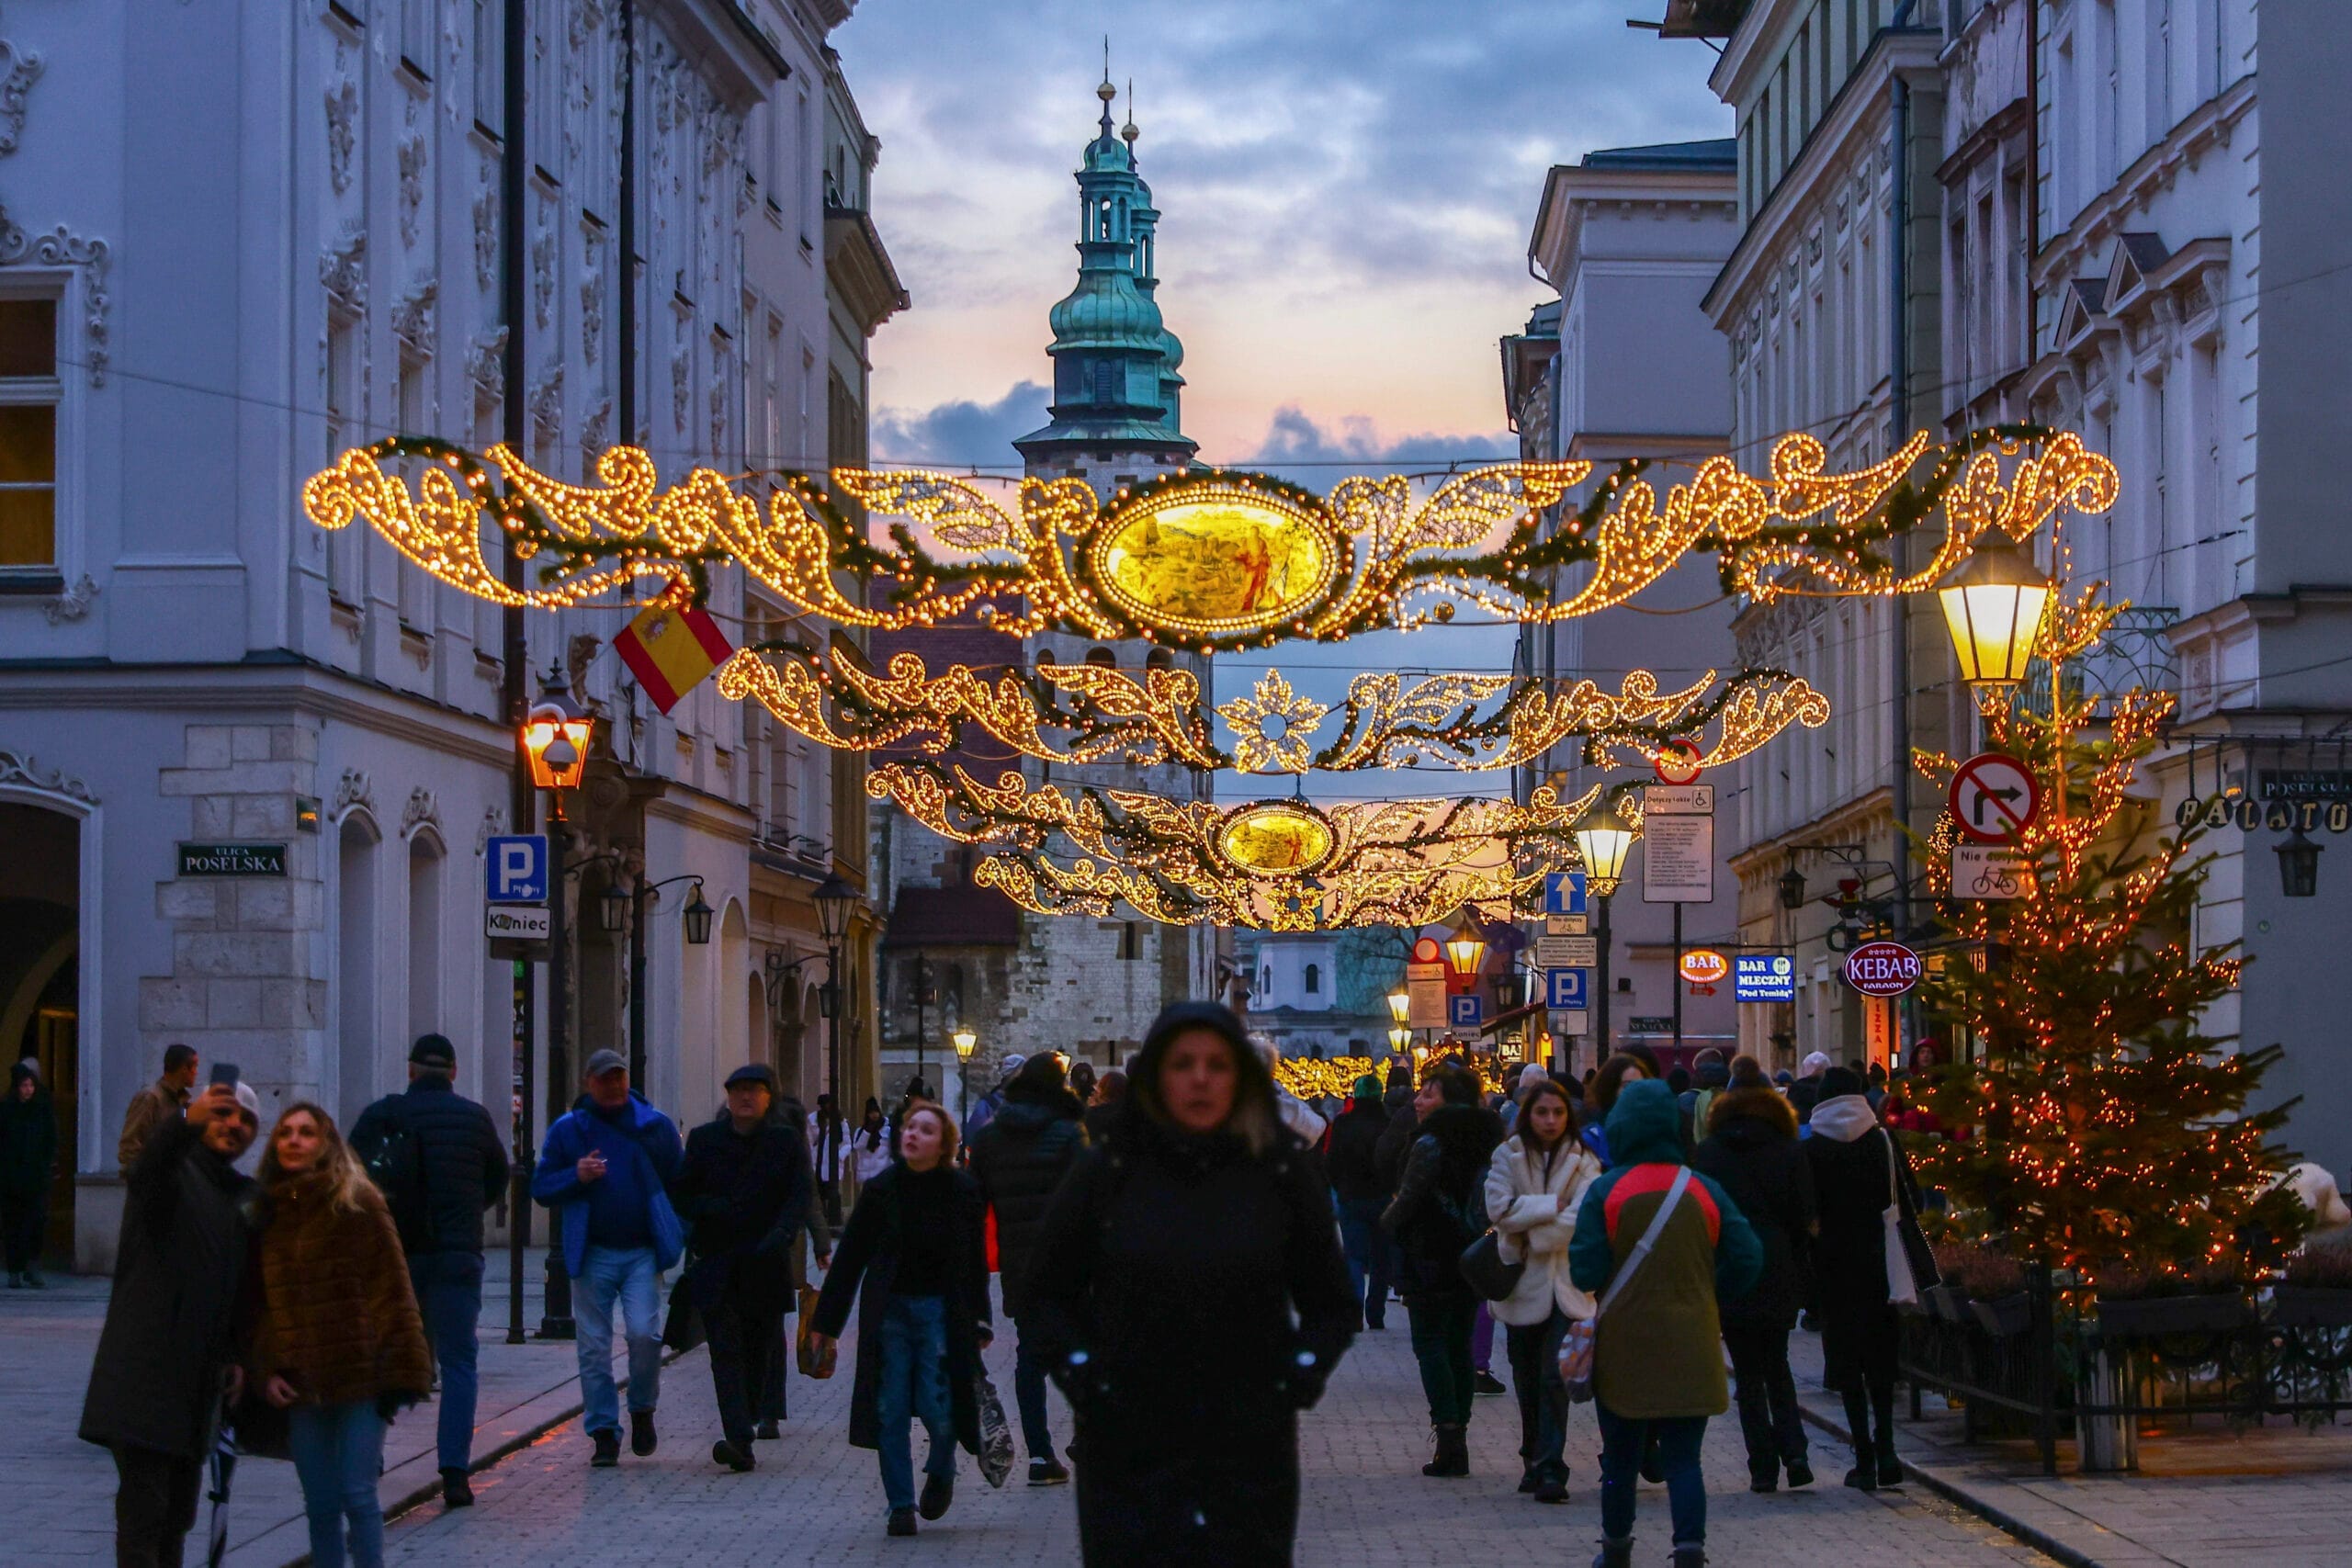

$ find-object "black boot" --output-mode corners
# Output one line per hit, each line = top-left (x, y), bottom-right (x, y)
(1841, 1387), (1877, 1490)
(1590, 1538), (1633, 1568)
(1874, 1385), (1904, 1486)
(1422, 1423), (1469, 1477)
(1671, 1547), (1707, 1568)
(630, 1408), (658, 1456)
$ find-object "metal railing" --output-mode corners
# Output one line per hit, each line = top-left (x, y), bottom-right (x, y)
(2018, 606), (2179, 718)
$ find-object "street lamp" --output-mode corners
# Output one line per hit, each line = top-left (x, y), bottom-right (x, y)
(2278, 827), (2324, 897)
(1574, 795), (1638, 1060)
(813, 870), (858, 1107)
(1385, 987), (1410, 1025)
(1937, 538), (2052, 688)
(1443, 912), (1487, 981)
(952, 1026), (978, 1120)
(1778, 861), (1807, 911)
(1388, 1025), (1412, 1055)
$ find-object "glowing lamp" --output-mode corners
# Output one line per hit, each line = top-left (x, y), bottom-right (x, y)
(952, 1027), (978, 1061)
(1443, 913), (1487, 980)
(1388, 1026), (1413, 1054)
(1385, 987), (1410, 1024)
(1937, 539), (2052, 687)
(1573, 797), (1637, 895)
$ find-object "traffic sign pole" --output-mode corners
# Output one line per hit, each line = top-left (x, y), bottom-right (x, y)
(1671, 903), (1683, 1053)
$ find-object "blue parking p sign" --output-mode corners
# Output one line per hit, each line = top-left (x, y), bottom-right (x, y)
(485, 835), (549, 903)
(1449, 993), (1485, 1029)
(1545, 967), (1589, 1010)
(1544, 871), (1588, 915)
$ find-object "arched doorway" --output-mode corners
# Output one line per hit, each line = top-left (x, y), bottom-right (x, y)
(0, 801), (81, 1263)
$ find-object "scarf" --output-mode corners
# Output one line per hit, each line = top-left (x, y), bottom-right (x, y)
(1806, 1092), (1880, 1144)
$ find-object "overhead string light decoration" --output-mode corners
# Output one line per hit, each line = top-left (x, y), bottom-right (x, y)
(300, 427), (2119, 652)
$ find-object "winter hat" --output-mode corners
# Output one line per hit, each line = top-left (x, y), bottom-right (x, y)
(725, 1063), (777, 1092)
(1819, 1066), (1866, 1100)
(9, 1060), (36, 1089)
(231, 1079), (261, 1124)
(409, 1033), (458, 1070)
(997, 1053), (1027, 1082)
(1800, 1051), (1833, 1076)
(1351, 1074), (1383, 1101)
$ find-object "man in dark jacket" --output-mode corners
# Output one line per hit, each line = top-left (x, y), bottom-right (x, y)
(671, 1063), (812, 1472)
(1325, 1074), (1396, 1330)
(349, 1033), (510, 1505)
(81, 1079), (259, 1568)
(967, 1051), (1086, 1484)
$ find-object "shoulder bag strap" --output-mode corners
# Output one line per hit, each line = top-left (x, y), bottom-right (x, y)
(1593, 1166), (1691, 1320)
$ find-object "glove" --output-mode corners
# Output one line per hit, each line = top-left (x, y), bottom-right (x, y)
(1280, 1347), (1332, 1411)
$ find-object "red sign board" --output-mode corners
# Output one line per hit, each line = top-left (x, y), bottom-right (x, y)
(1843, 940), (1923, 998)
(1949, 751), (2040, 845)
(1653, 739), (1703, 787)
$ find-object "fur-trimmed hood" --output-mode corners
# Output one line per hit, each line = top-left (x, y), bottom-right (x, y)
(1705, 1083), (1798, 1140)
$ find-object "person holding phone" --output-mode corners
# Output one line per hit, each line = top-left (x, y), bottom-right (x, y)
(81, 1074), (263, 1568)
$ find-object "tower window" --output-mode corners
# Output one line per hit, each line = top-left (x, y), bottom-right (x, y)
(1118, 921), (1144, 960)
(1303, 963), (1320, 995)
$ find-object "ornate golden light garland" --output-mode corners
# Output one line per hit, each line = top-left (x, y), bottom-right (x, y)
(300, 428), (2117, 653)
(715, 640), (1830, 775)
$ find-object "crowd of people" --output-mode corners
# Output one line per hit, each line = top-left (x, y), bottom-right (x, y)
(68, 1011), (1955, 1567)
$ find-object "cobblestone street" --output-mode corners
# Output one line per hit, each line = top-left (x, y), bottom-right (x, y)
(374, 1302), (2054, 1568)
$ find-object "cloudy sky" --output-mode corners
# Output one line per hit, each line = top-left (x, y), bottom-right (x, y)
(833, 0), (1729, 474)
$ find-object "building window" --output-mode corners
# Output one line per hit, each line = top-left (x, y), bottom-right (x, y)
(472, 0), (502, 134)
(396, 355), (430, 627)
(325, 314), (361, 604)
(1118, 921), (1144, 961)
(1303, 963), (1320, 996)
(0, 297), (58, 572)
(400, 0), (435, 79)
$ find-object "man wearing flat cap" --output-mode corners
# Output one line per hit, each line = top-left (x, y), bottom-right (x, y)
(670, 1062), (815, 1472)
(350, 1034), (510, 1506)
(534, 1048), (684, 1467)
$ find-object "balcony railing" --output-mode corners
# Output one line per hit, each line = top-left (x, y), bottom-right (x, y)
(2018, 606), (2178, 717)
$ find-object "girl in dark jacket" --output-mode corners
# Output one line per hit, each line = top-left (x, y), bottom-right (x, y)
(1692, 1078), (1817, 1491)
(1024, 1001), (1356, 1568)
(1381, 1063), (1503, 1478)
(0, 1061), (56, 1286)
(1803, 1066), (1928, 1490)
(809, 1100), (991, 1537)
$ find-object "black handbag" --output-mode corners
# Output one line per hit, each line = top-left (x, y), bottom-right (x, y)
(1459, 1228), (1526, 1302)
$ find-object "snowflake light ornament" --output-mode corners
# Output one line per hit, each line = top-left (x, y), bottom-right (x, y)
(1218, 669), (1331, 773)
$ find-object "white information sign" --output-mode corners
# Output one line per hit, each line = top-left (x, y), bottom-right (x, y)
(485, 905), (551, 941)
(1641, 812), (1716, 903)
(1553, 1009), (1591, 1036)
(1544, 913), (1589, 936)
(1407, 963), (1449, 1030)
(1535, 934), (1599, 968)
(1642, 784), (1714, 816)
(1951, 843), (2031, 899)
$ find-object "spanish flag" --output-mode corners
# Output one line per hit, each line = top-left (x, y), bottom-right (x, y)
(613, 600), (733, 714)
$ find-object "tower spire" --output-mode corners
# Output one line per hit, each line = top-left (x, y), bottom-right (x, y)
(1097, 37), (1115, 135)
(1122, 78), (1137, 148)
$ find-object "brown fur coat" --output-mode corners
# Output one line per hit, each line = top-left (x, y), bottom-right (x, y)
(254, 1171), (434, 1410)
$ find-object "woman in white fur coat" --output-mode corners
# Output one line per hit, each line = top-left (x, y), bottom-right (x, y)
(1483, 1074), (1602, 1503)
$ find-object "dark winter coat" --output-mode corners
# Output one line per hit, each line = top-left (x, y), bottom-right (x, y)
(0, 1083), (56, 1196)
(1804, 1105), (1930, 1392)
(1373, 1100), (1422, 1190)
(348, 1075), (509, 1257)
(1380, 1102), (1504, 1302)
(1691, 1086), (1815, 1332)
(811, 1162), (991, 1454)
(967, 1086), (1087, 1319)
(250, 1172), (435, 1415)
(80, 1121), (256, 1460)
(531, 1092), (684, 1277)
(1323, 1100), (1394, 1204)
(1080, 1100), (1119, 1146)
(1023, 1000), (1356, 1567)
(670, 1111), (811, 1315)
(1568, 1081), (1763, 1419)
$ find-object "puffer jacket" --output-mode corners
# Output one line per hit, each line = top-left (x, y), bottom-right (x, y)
(1380, 1102), (1503, 1301)
(1482, 1132), (1603, 1326)
(1692, 1085), (1815, 1331)
(252, 1172), (434, 1411)
(968, 1087), (1087, 1318)
(348, 1075), (510, 1256)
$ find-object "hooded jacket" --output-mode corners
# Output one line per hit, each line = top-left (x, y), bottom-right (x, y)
(1482, 1130), (1602, 1326)
(968, 1082), (1087, 1318)
(1324, 1098), (1395, 1204)
(1691, 1085), (1815, 1331)
(1568, 1080), (1763, 1418)
(0, 1069), (55, 1196)
(1381, 1100), (1504, 1300)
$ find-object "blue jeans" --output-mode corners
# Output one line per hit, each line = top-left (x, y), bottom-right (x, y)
(1338, 1196), (1393, 1325)
(1597, 1402), (1708, 1548)
(1012, 1316), (1055, 1461)
(876, 1294), (956, 1511)
(573, 1245), (662, 1435)
(288, 1400), (388, 1568)
(409, 1251), (484, 1472)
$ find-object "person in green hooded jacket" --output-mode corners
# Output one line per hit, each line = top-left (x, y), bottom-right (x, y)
(1569, 1078), (1762, 1568)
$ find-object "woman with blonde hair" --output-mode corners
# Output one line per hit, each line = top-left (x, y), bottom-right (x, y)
(809, 1099), (992, 1538)
(249, 1102), (433, 1568)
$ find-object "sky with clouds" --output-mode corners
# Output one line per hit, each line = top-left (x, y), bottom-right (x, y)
(835, 0), (1730, 474)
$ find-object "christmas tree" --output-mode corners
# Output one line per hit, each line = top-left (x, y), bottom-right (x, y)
(1911, 592), (2305, 1287)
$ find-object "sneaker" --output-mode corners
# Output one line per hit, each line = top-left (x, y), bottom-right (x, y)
(1749, 1474), (1778, 1494)
(1533, 1475), (1569, 1505)
(1473, 1371), (1508, 1397)
(629, 1409), (657, 1457)
(755, 1420), (782, 1440)
(1784, 1458), (1815, 1488)
(1516, 1468), (1541, 1495)
(590, 1430), (620, 1468)
(712, 1438), (756, 1473)
(1028, 1458), (1070, 1486)
(918, 1472), (955, 1520)
(886, 1506), (917, 1538)
(441, 1468), (475, 1507)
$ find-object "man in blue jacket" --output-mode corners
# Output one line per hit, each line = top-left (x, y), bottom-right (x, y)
(533, 1048), (684, 1467)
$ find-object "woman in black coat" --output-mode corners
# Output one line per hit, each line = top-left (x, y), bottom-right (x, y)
(1803, 1066), (1930, 1491)
(1692, 1075), (1817, 1492)
(809, 1100), (992, 1538)
(1024, 1002), (1356, 1568)
(1380, 1063), (1503, 1479)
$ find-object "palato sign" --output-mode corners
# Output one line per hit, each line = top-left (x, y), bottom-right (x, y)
(1842, 940), (1922, 998)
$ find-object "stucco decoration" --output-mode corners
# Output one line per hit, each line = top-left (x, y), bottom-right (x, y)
(579, 234), (605, 366)
(467, 327), (505, 407)
(0, 749), (96, 804)
(529, 363), (563, 449)
(581, 393), (610, 455)
(391, 275), (437, 361)
(40, 573), (96, 625)
(326, 74), (358, 195)
(319, 226), (366, 315)
(401, 786), (440, 836)
(398, 130), (428, 248)
(332, 767), (374, 817)
(670, 344), (689, 433)
(473, 805), (505, 857)
(472, 173), (498, 290)
(531, 221), (555, 329)
(0, 205), (111, 385)
(0, 33), (45, 157)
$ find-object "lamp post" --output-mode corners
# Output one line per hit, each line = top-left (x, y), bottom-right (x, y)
(813, 871), (857, 1110)
(952, 1026), (978, 1120)
(906, 951), (933, 1099)
(1937, 539), (2054, 689)
(1574, 795), (1637, 1061)
(1388, 1024), (1413, 1057)
(518, 665), (594, 1339)
(599, 873), (712, 1089)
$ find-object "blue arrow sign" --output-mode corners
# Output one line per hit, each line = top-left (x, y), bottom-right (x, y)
(485, 834), (548, 904)
(1545, 967), (1590, 1010)
(1544, 871), (1588, 916)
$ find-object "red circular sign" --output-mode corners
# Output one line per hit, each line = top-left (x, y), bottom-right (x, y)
(1948, 751), (2040, 845)
(1653, 739), (1703, 787)
(1842, 940), (1923, 998)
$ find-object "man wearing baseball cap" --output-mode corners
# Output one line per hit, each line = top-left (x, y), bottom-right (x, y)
(82, 1076), (262, 1566)
(671, 1063), (814, 1471)
(349, 1034), (511, 1506)
(534, 1049), (684, 1466)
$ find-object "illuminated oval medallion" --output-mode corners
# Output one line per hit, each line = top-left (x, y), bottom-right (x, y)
(1216, 801), (1337, 877)
(1091, 485), (1340, 639)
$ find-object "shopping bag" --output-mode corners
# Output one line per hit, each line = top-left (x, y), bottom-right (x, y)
(972, 1368), (1015, 1488)
(795, 1285), (836, 1379)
